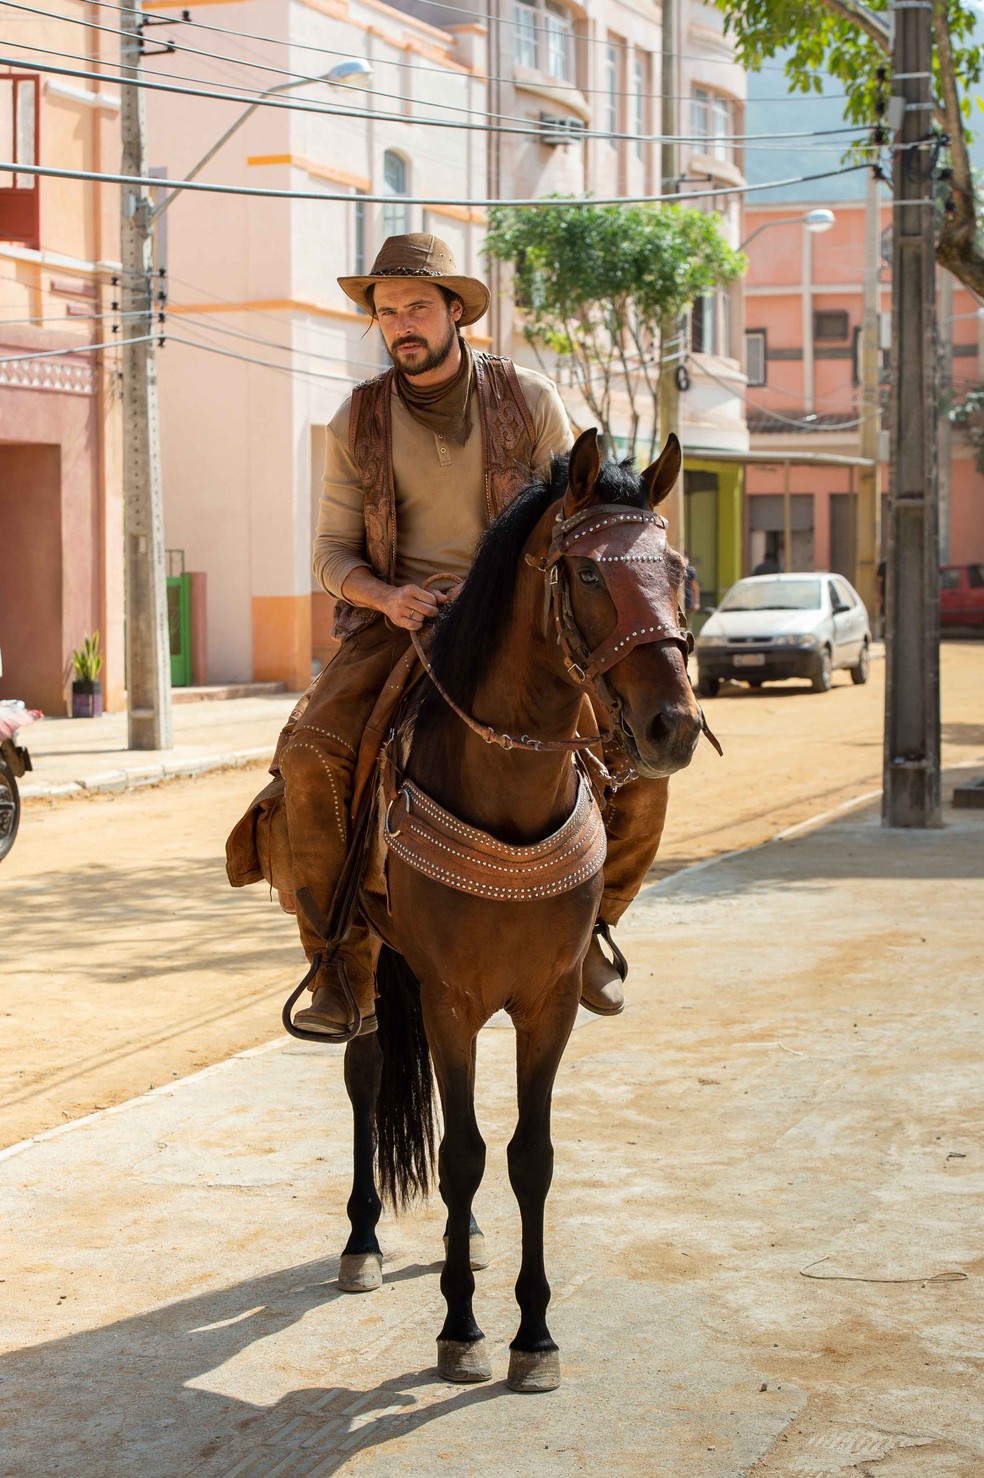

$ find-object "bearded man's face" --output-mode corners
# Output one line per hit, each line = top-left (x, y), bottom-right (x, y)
(373, 281), (462, 377)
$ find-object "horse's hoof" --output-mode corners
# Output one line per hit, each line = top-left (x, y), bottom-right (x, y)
(338, 1251), (383, 1293)
(437, 1338), (492, 1383)
(442, 1232), (490, 1271)
(507, 1347), (561, 1393)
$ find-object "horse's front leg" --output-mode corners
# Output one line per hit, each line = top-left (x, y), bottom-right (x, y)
(429, 1028), (491, 1383)
(507, 985), (580, 1392)
(339, 1033), (383, 1292)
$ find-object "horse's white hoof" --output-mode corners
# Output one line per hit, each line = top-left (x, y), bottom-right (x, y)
(442, 1232), (490, 1271)
(507, 1347), (561, 1393)
(437, 1337), (492, 1383)
(338, 1251), (383, 1293)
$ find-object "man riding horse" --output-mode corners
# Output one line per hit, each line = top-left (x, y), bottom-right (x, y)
(234, 233), (675, 1041)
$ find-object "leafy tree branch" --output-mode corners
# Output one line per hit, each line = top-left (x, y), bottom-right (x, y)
(485, 202), (744, 457)
(713, 0), (984, 296)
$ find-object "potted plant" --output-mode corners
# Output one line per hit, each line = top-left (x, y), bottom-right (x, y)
(71, 632), (104, 718)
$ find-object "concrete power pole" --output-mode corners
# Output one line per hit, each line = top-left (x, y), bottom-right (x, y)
(855, 164), (882, 620)
(658, 0), (684, 543)
(120, 0), (172, 750)
(883, 0), (940, 826)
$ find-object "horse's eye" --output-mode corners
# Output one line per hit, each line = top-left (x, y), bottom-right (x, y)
(578, 567), (601, 587)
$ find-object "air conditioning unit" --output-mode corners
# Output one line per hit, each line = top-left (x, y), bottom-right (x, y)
(539, 113), (586, 146)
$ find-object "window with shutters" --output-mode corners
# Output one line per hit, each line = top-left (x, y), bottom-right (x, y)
(0, 74), (40, 250)
(382, 152), (409, 239)
(745, 329), (766, 386)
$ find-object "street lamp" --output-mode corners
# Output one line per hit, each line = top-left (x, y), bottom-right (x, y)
(738, 208), (835, 253)
(150, 58), (373, 223)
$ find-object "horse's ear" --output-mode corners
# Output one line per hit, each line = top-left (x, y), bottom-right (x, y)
(563, 427), (602, 515)
(641, 433), (682, 509)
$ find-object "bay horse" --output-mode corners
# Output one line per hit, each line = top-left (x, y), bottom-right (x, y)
(319, 428), (704, 1392)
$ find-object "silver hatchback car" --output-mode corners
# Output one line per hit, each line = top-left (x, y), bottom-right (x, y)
(694, 572), (871, 696)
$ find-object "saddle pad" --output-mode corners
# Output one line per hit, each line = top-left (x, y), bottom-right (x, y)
(383, 771), (606, 902)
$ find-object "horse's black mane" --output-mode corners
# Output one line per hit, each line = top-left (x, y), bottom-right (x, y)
(425, 452), (648, 711)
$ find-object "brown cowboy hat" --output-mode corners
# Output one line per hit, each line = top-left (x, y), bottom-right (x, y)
(338, 233), (490, 327)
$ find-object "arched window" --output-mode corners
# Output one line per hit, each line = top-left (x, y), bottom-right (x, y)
(383, 151), (409, 238)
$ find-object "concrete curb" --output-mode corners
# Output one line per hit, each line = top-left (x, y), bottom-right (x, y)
(21, 745), (271, 801)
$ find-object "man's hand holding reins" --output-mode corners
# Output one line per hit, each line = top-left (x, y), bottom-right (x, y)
(340, 567), (450, 631)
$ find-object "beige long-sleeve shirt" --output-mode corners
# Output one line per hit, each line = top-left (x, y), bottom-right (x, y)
(314, 364), (573, 599)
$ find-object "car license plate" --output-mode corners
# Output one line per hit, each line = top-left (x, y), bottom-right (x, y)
(733, 653), (766, 668)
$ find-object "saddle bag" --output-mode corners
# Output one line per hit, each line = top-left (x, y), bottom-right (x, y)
(225, 775), (297, 915)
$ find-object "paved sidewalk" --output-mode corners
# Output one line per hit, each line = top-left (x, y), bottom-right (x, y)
(20, 692), (301, 799)
(2, 800), (981, 1476)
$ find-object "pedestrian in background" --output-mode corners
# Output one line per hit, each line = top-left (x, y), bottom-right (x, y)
(684, 555), (700, 614)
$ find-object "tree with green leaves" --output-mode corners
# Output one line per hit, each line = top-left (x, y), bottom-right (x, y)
(713, 0), (984, 295)
(485, 201), (744, 461)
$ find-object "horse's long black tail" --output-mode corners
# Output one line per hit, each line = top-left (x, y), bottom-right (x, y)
(374, 945), (436, 1209)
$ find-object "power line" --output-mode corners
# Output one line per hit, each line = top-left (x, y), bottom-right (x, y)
(0, 154), (871, 208)
(698, 356), (874, 430)
(0, 44), (870, 149)
(176, 313), (386, 375)
(0, 308), (150, 326)
(13, 0), (815, 78)
(0, 334), (149, 364)
(165, 332), (358, 386)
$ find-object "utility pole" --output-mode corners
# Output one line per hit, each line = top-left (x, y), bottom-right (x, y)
(937, 267), (953, 563)
(120, 0), (172, 750)
(855, 163), (882, 620)
(658, 0), (684, 543)
(883, 0), (940, 826)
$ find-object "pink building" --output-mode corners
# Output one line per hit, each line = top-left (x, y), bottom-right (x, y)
(741, 196), (983, 585)
(0, 18), (124, 714)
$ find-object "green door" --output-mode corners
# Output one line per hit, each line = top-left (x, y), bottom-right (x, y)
(166, 550), (192, 687)
(684, 471), (719, 616)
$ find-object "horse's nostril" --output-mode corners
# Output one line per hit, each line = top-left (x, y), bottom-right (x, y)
(649, 706), (701, 751)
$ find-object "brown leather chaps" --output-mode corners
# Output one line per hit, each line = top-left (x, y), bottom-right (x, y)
(274, 616), (670, 987)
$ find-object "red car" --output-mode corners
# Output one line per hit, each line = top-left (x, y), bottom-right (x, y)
(940, 564), (984, 628)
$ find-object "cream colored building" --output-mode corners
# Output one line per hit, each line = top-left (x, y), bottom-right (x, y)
(150, 0), (488, 688)
(151, 0), (747, 685)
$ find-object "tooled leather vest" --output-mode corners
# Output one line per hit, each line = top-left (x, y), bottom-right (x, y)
(333, 352), (537, 641)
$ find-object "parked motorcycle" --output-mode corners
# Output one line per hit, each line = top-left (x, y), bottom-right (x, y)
(0, 646), (42, 861)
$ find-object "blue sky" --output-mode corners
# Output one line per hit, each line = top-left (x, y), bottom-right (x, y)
(743, 33), (984, 204)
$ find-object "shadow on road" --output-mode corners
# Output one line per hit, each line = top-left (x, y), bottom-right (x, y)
(0, 1255), (508, 1476)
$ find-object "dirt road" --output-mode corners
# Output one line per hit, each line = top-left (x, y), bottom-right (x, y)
(2, 642), (982, 1149)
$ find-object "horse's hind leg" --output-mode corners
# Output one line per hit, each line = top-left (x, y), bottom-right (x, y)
(430, 1031), (491, 1382)
(339, 1033), (383, 1292)
(506, 1000), (578, 1392)
(442, 1210), (490, 1271)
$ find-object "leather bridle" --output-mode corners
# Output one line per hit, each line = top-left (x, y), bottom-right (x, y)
(535, 501), (694, 695)
(410, 499), (702, 759)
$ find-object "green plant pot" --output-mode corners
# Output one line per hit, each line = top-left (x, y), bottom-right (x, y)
(72, 680), (103, 719)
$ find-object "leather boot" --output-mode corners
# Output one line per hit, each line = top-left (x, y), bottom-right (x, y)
(580, 921), (628, 1016)
(293, 957), (377, 1040)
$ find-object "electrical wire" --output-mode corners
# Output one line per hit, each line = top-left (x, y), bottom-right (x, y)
(697, 355), (875, 430)
(0, 41), (871, 149)
(176, 313), (387, 375)
(0, 308), (151, 326)
(165, 332), (359, 385)
(11, 0), (823, 77)
(0, 153), (872, 209)
(0, 333), (155, 364)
